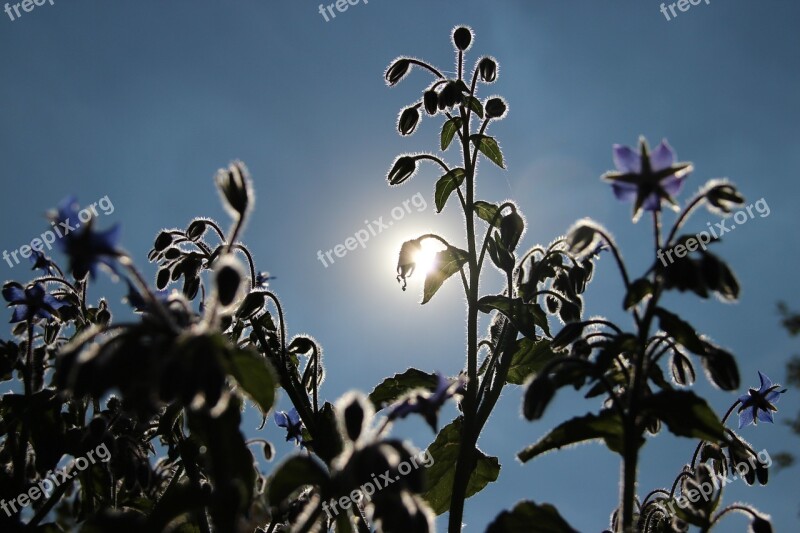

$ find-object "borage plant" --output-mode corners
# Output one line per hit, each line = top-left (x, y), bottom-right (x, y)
(384, 26), (596, 532)
(516, 139), (780, 532)
(384, 27), (780, 533)
(0, 165), (462, 533)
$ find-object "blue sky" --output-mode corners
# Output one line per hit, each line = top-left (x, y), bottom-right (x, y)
(1, 0), (799, 531)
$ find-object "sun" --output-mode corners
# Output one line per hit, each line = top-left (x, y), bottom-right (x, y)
(413, 238), (447, 276)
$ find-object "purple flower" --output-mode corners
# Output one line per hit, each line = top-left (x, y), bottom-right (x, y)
(388, 372), (466, 431)
(255, 271), (275, 289)
(53, 196), (122, 280)
(274, 408), (306, 447)
(29, 250), (55, 275)
(602, 138), (693, 222)
(124, 279), (169, 313)
(737, 371), (786, 428)
(3, 282), (67, 323)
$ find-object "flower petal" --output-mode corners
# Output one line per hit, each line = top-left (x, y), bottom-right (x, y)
(42, 294), (67, 310)
(662, 175), (686, 197)
(642, 192), (662, 212)
(2, 283), (26, 304)
(738, 393), (752, 404)
(764, 389), (784, 404)
(26, 283), (46, 301)
(10, 305), (29, 323)
(757, 371), (773, 392)
(756, 408), (774, 424)
(612, 182), (638, 202)
(738, 407), (755, 429)
(274, 411), (288, 428)
(650, 140), (676, 172)
(287, 408), (301, 425)
(613, 145), (641, 174)
(57, 195), (80, 223)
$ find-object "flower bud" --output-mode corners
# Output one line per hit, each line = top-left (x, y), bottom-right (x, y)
(387, 156), (418, 186)
(214, 257), (244, 309)
(385, 58), (411, 86)
(705, 182), (745, 214)
(452, 26), (473, 51)
(485, 97), (507, 119)
(215, 161), (252, 218)
(399, 106), (421, 136)
(438, 81), (463, 110)
(523, 377), (555, 420)
(186, 220), (207, 242)
(499, 211), (524, 251)
(154, 231), (174, 252)
(750, 516), (772, 533)
(478, 57), (497, 82)
(423, 90), (438, 115)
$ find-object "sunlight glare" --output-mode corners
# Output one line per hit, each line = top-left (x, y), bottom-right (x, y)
(414, 238), (447, 277)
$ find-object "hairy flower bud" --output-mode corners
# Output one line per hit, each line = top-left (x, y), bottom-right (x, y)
(452, 26), (473, 51)
(399, 106), (421, 136)
(438, 81), (463, 110)
(485, 97), (507, 119)
(154, 231), (174, 252)
(387, 156), (418, 186)
(214, 257), (244, 309)
(385, 58), (411, 86)
(215, 161), (252, 218)
(523, 377), (555, 420)
(423, 90), (438, 115)
(478, 57), (497, 82)
(705, 182), (745, 214)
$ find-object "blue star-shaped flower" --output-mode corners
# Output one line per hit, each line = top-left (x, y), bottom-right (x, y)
(255, 272), (275, 289)
(388, 373), (466, 431)
(274, 408), (306, 447)
(53, 196), (122, 280)
(29, 250), (55, 275)
(3, 282), (68, 323)
(602, 138), (693, 222)
(737, 371), (787, 428)
(124, 279), (169, 313)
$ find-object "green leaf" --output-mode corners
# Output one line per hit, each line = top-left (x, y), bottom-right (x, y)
(434, 168), (466, 212)
(643, 390), (725, 442)
(440, 117), (463, 151)
(655, 307), (706, 354)
(463, 96), (484, 119)
(267, 455), (330, 506)
(470, 134), (505, 168)
(487, 501), (578, 533)
(422, 247), (469, 304)
(518, 409), (632, 462)
(506, 339), (558, 385)
(422, 418), (500, 515)
(478, 295), (550, 338)
(368, 368), (439, 411)
(224, 348), (277, 415)
(624, 278), (654, 310)
(474, 201), (502, 227)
